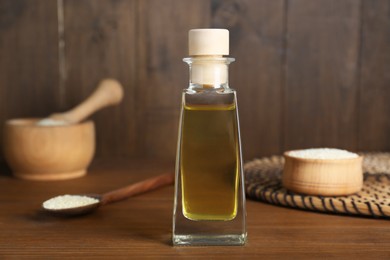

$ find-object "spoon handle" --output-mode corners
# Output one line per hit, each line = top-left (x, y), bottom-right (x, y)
(100, 173), (174, 205)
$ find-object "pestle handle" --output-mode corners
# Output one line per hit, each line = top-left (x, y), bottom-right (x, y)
(49, 79), (124, 124)
(100, 173), (175, 206)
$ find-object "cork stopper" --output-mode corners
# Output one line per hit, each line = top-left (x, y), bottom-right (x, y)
(189, 29), (229, 56)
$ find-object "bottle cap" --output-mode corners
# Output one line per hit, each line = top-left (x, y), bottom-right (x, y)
(189, 29), (229, 56)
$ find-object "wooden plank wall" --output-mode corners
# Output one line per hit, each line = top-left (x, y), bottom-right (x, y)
(0, 0), (390, 161)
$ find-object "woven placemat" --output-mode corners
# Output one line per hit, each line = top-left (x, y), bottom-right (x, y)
(244, 153), (390, 218)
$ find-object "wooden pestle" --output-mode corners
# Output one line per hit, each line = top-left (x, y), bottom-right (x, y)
(38, 78), (123, 125)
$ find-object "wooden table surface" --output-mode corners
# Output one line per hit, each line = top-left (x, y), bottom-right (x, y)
(1, 159), (389, 259)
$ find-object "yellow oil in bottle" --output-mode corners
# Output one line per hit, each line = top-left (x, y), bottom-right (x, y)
(180, 103), (239, 221)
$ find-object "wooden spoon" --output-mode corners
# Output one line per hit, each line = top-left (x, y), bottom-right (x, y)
(37, 78), (123, 126)
(42, 173), (174, 216)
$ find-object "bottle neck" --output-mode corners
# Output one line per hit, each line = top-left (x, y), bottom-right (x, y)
(183, 56), (234, 90)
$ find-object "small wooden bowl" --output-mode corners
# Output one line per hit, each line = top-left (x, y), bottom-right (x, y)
(282, 151), (363, 196)
(3, 118), (95, 181)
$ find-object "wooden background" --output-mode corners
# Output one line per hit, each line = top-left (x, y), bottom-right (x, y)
(0, 0), (389, 161)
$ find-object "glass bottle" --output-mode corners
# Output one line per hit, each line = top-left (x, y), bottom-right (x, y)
(172, 29), (246, 246)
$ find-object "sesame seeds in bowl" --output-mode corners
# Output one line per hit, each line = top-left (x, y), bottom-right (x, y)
(283, 148), (363, 196)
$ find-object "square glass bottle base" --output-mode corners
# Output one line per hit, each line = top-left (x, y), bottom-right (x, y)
(172, 202), (247, 246)
(173, 234), (247, 246)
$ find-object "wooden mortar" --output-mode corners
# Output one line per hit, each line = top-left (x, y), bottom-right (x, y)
(3, 79), (123, 181)
(4, 119), (95, 180)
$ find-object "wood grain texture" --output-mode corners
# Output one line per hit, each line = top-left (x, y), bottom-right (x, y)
(1, 0), (390, 162)
(211, 0), (285, 159)
(63, 0), (137, 157)
(358, 0), (390, 151)
(284, 0), (361, 152)
(0, 159), (389, 258)
(0, 0), (59, 160)
(137, 0), (210, 159)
